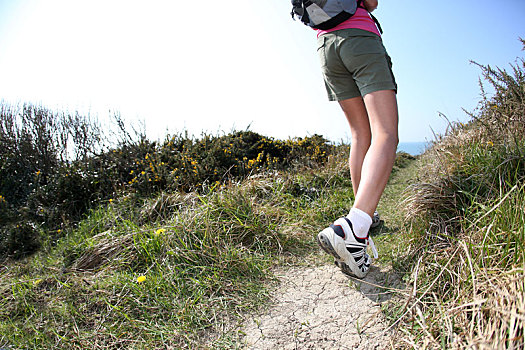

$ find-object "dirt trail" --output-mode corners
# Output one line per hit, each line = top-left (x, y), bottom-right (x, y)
(242, 263), (402, 349)
(241, 160), (415, 349)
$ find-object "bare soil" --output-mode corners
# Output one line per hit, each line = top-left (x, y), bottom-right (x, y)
(240, 159), (416, 349)
(242, 262), (403, 349)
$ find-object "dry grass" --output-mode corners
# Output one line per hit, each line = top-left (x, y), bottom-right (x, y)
(72, 231), (135, 271)
(395, 240), (524, 349)
(392, 41), (525, 348)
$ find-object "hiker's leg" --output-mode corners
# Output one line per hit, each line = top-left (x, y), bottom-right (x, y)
(338, 96), (371, 196)
(352, 90), (399, 217)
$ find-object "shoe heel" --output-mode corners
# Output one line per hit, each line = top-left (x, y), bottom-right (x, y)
(317, 232), (342, 261)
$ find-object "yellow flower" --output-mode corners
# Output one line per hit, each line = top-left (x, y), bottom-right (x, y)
(155, 228), (166, 235)
(36, 170), (41, 176)
(137, 275), (146, 283)
(33, 279), (43, 286)
(109, 199), (113, 203)
(487, 141), (494, 147)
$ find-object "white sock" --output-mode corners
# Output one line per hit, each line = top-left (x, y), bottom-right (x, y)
(347, 207), (372, 239)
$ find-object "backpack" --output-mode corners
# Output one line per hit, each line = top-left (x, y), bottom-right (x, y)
(291, 0), (382, 33)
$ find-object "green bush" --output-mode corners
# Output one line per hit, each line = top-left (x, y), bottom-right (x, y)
(0, 102), (336, 260)
(0, 103), (102, 258)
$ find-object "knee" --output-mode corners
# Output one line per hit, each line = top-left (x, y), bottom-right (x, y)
(375, 129), (398, 149)
(391, 133), (399, 147)
(388, 133), (399, 150)
(350, 125), (372, 145)
(351, 133), (372, 148)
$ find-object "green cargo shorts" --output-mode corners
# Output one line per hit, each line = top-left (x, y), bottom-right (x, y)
(317, 28), (397, 101)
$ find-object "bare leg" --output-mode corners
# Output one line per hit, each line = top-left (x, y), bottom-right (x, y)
(339, 90), (399, 218)
(317, 91), (397, 277)
(338, 96), (371, 196)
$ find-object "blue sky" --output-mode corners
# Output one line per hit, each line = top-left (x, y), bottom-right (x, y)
(0, 0), (524, 143)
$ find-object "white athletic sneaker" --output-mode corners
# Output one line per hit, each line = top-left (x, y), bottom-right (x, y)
(317, 217), (378, 278)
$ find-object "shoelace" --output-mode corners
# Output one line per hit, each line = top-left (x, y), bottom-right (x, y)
(368, 236), (379, 259)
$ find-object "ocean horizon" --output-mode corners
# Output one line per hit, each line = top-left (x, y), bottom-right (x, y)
(397, 141), (430, 156)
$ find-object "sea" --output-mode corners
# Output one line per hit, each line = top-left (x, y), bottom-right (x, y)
(397, 141), (430, 156)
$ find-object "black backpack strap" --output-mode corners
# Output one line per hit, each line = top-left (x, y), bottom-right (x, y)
(369, 12), (383, 34)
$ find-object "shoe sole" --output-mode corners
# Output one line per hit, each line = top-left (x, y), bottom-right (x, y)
(317, 232), (342, 261)
(334, 260), (358, 278)
(317, 230), (368, 279)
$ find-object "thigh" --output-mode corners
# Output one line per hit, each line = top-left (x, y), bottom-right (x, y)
(338, 96), (371, 135)
(362, 90), (399, 137)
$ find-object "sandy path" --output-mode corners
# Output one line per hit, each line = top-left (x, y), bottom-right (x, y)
(242, 263), (401, 349)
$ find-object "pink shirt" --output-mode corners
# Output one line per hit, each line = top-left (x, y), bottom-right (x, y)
(316, 7), (381, 37)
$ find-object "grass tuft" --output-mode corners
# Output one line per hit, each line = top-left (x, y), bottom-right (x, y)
(393, 39), (525, 348)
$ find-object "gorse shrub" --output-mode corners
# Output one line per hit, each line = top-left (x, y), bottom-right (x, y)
(0, 102), (335, 259)
(0, 103), (102, 258)
(123, 131), (331, 195)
